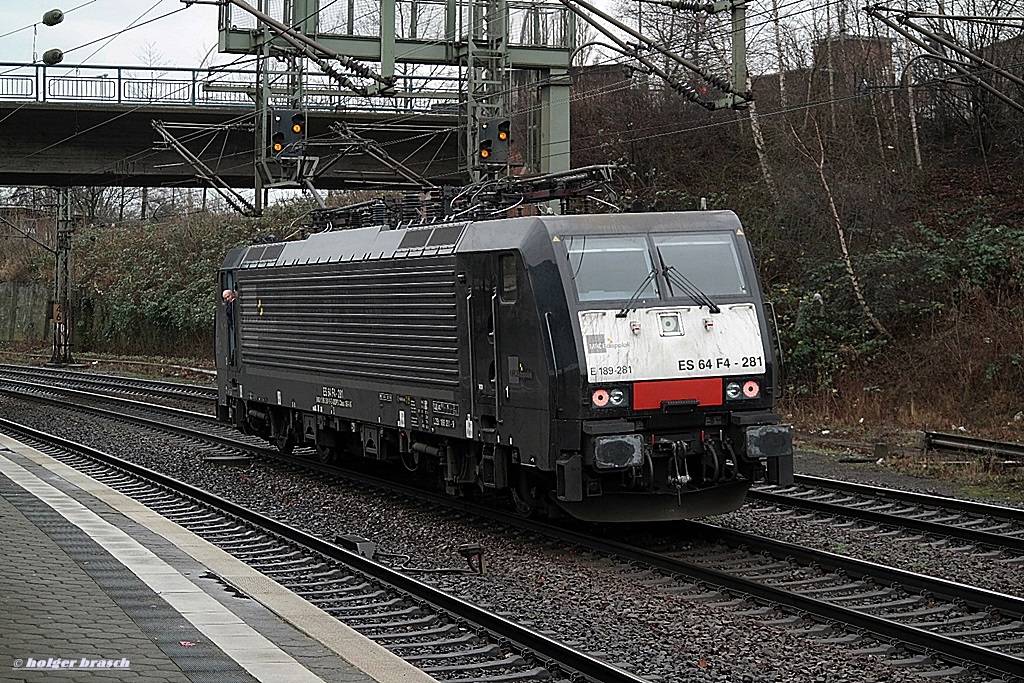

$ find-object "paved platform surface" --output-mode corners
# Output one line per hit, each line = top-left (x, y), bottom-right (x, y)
(0, 435), (435, 683)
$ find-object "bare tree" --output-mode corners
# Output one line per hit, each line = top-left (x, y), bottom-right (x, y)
(790, 120), (893, 340)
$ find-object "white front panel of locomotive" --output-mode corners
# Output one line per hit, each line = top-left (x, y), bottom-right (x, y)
(578, 304), (766, 383)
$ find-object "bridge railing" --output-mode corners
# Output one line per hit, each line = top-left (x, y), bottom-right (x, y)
(224, 0), (574, 49)
(0, 62), (463, 114)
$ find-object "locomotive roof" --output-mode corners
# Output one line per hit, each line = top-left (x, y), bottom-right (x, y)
(464, 210), (744, 250)
(228, 210), (744, 270)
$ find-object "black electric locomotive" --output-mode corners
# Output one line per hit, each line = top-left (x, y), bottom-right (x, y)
(215, 210), (792, 522)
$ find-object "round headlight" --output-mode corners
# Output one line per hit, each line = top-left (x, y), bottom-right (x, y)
(608, 388), (626, 406)
(659, 313), (680, 334)
(592, 389), (610, 407)
(725, 382), (742, 400)
(743, 380), (760, 398)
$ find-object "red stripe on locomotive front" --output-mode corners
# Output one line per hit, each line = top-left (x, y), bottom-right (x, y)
(632, 378), (723, 410)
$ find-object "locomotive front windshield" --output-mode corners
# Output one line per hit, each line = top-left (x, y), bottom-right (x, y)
(565, 231), (748, 304)
(653, 233), (748, 297)
(566, 235), (658, 302)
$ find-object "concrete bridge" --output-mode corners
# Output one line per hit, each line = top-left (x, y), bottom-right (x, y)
(0, 0), (577, 192)
(0, 62), (463, 189)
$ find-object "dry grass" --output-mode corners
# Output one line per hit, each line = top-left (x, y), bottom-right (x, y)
(883, 452), (1024, 501)
(785, 374), (1024, 497)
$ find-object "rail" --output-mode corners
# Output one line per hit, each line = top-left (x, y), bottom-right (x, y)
(917, 430), (1024, 463)
(0, 413), (647, 683)
(749, 477), (1024, 553)
(5, 373), (1023, 678)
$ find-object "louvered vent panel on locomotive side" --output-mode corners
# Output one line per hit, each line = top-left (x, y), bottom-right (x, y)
(237, 257), (459, 387)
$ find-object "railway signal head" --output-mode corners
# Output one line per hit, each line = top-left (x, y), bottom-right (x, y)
(271, 131), (285, 156)
(478, 117), (510, 165)
(269, 109), (307, 159)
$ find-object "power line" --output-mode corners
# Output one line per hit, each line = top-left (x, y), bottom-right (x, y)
(6, 1), (999, 194)
(64, 5), (191, 58)
(381, 47), (1024, 172)
(0, 0), (102, 41)
(78, 0), (165, 65)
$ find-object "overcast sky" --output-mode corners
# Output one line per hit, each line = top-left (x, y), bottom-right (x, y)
(0, 1), (221, 68)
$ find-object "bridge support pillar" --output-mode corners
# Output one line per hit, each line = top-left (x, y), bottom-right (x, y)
(49, 188), (75, 367)
(538, 68), (571, 175)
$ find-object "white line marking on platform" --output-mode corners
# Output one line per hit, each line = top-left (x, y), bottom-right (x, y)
(0, 451), (326, 683)
(0, 435), (435, 683)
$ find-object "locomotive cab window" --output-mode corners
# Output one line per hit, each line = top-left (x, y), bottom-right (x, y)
(567, 235), (657, 302)
(653, 233), (748, 297)
(500, 254), (517, 302)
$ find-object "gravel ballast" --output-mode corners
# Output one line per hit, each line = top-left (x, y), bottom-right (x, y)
(0, 395), (1009, 682)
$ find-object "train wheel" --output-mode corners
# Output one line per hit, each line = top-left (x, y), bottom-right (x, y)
(316, 444), (336, 465)
(510, 471), (543, 518)
(273, 433), (296, 455)
(268, 409), (296, 455)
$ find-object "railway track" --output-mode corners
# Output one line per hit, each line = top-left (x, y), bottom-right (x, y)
(617, 523), (1024, 680)
(0, 416), (645, 683)
(748, 475), (1024, 554)
(0, 363), (217, 405)
(3, 371), (1024, 679)
(919, 430), (1024, 462)
(11, 370), (1023, 561)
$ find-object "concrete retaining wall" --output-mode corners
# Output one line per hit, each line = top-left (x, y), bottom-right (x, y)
(0, 282), (50, 342)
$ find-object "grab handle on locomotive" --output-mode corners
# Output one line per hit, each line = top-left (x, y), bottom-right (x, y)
(766, 300), (786, 400)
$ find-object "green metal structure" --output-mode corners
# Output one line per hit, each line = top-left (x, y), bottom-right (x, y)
(217, 0), (574, 185)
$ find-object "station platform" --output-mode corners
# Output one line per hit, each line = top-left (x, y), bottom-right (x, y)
(0, 434), (435, 683)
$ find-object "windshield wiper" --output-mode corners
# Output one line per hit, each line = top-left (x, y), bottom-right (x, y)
(616, 268), (658, 318)
(657, 248), (720, 314)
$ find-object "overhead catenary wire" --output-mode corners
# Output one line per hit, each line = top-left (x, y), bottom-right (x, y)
(5, 0), (1019, 195)
(0, 0), (102, 41)
(77, 0), (166, 65)
(0, 54), (909, 193)
(0, 0), (796, 180)
(63, 5), (191, 57)
(0, 2), (194, 80)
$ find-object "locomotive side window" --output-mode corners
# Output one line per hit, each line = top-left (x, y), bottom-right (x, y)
(500, 254), (517, 302)
(653, 233), (748, 297)
(567, 236), (657, 302)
